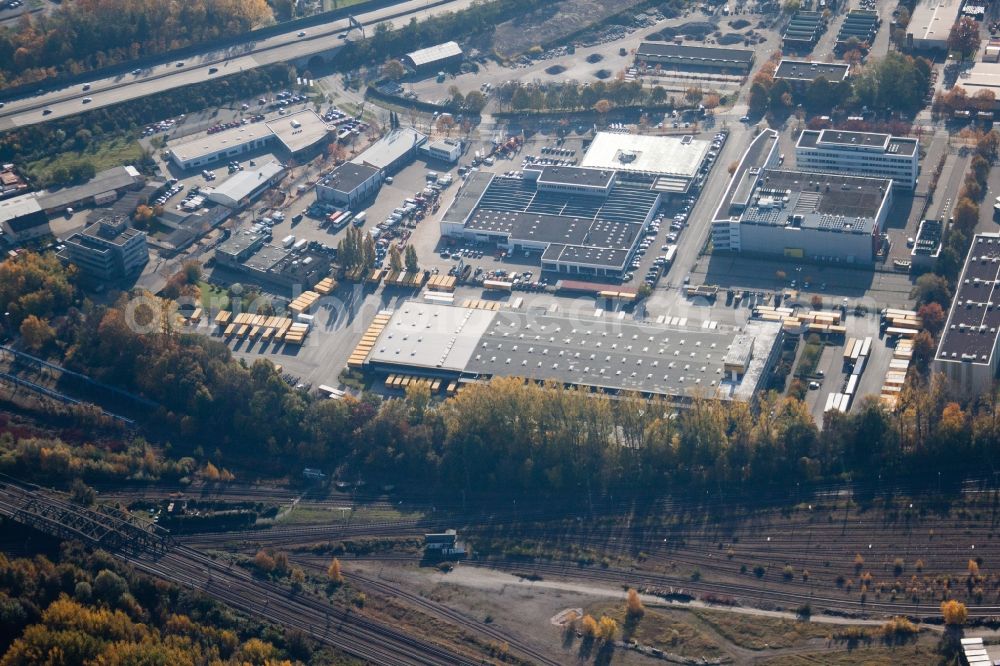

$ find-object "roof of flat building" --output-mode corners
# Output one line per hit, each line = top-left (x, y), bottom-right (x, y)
(405, 41), (463, 67)
(208, 161), (285, 207)
(353, 127), (427, 171)
(537, 165), (615, 189)
(367, 301), (496, 372)
(635, 42), (755, 64)
(936, 233), (1000, 365)
(774, 60), (851, 82)
(0, 193), (42, 224)
(36, 166), (140, 211)
(908, 0), (963, 42)
(366, 302), (782, 400)
(319, 162), (380, 194)
(265, 110), (332, 154)
(169, 124), (274, 164)
(581, 132), (710, 179)
(243, 244), (292, 273)
(714, 129), (780, 222)
(738, 169), (891, 234)
(797, 129), (917, 156)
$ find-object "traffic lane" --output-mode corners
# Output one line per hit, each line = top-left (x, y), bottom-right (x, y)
(0, 0), (479, 129)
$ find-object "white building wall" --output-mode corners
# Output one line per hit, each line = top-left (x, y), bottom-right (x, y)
(795, 144), (918, 189)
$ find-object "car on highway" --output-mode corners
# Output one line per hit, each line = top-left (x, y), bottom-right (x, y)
(82, 97), (92, 104)
(42, 108), (52, 115)
(0, 102), (4, 109)
(337, 32), (348, 39)
(131, 68), (141, 75)
(208, 67), (218, 74)
(740, 115), (750, 122)
(175, 62), (184, 67)
(82, 84), (91, 91)
(298, 31), (306, 37)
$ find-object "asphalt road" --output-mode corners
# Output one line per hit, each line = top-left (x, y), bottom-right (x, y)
(0, 0), (478, 131)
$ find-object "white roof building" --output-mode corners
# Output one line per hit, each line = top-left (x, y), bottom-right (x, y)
(403, 41), (463, 69)
(207, 161), (286, 208)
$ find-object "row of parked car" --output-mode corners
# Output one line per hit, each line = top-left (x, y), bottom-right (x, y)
(207, 115), (263, 134)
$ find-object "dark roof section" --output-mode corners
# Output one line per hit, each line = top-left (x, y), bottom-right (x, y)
(936, 234), (1000, 364)
(635, 42), (755, 64)
(320, 162), (380, 193)
(774, 59), (850, 82)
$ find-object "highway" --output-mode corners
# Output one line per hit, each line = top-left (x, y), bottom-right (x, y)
(0, 0), (477, 132)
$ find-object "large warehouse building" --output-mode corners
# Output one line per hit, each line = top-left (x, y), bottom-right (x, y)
(168, 111), (332, 170)
(634, 43), (755, 74)
(358, 300), (783, 403)
(580, 132), (711, 193)
(933, 233), (1000, 397)
(402, 41), (463, 72)
(440, 166), (661, 279)
(906, 0), (963, 50)
(206, 161), (286, 209)
(352, 127), (427, 175)
(795, 129), (919, 190)
(712, 130), (893, 265)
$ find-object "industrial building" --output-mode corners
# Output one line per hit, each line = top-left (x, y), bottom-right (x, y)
(774, 60), (850, 89)
(352, 127), (427, 175)
(215, 229), (330, 290)
(712, 129), (893, 265)
(782, 11), (825, 51)
(421, 138), (463, 164)
(440, 166), (661, 278)
(402, 41), (463, 72)
(358, 300), (783, 403)
(168, 110), (331, 170)
(60, 214), (149, 281)
(933, 233), (1000, 397)
(0, 195), (47, 237)
(315, 162), (382, 208)
(206, 161), (286, 209)
(836, 10), (880, 52)
(907, 0), (963, 50)
(795, 129), (919, 190)
(579, 132), (711, 193)
(957, 63), (1000, 107)
(634, 43), (755, 74)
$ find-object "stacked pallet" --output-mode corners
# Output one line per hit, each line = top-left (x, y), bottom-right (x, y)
(347, 311), (392, 369)
(289, 291), (320, 315)
(314, 277), (338, 295)
(384, 374), (443, 392)
(366, 268), (387, 285)
(214, 310), (233, 328)
(426, 274), (457, 292)
(385, 271), (427, 288)
(218, 312), (299, 343)
(882, 308), (922, 339)
(879, 338), (914, 409)
(460, 299), (503, 311)
(283, 322), (310, 345)
(753, 304), (798, 327)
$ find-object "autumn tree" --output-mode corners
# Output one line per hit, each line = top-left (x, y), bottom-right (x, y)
(328, 558), (344, 584)
(383, 59), (406, 80)
(625, 588), (645, 619)
(436, 114), (456, 136)
(580, 614), (598, 638)
(948, 17), (982, 58)
(941, 600), (968, 625)
(917, 302), (946, 336)
(594, 98), (612, 115)
(19, 314), (54, 351)
(388, 245), (403, 273)
(254, 550), (276, 574)
(913, 273), (951, 306)
(597, 616), (617, 641)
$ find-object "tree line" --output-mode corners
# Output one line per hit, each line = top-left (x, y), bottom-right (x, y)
(0, 543), (334, 664)
(6, 251), (1000, 502)
(0, 0), (273, 89)
(749, 51), (932, 118)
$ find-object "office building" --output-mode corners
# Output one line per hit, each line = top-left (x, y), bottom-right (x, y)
(61, 214), (148, 281)
(422, 139), (463, 164)
(795, 129), (919, 190)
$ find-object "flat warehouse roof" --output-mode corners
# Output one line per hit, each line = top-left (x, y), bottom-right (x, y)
(36, 166), (140, 210)
(405, 41), (462, 67)
(797, 129), (917, 156)
(170, 124), (273, 163)
(366, 302), (782, 400)
(909, 0), (963, 42)
(635, 42), (754, 64)
(353, 128), (427, 170)
(0, 193), (42, 223)
(265, 110), (332, 153)
(367, 302), (497, 372)
(581, 132), (710, 178)
(936, 233), (1000, 364)
(774, 60), (850, 82)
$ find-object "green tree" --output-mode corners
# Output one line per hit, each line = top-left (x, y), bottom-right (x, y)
(388, 245), (403, 273)
(383, 59), (406, 80)
(913, 273), (951, 306)
(748, 82), (769, 116)
(404, 245), (418, 272)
